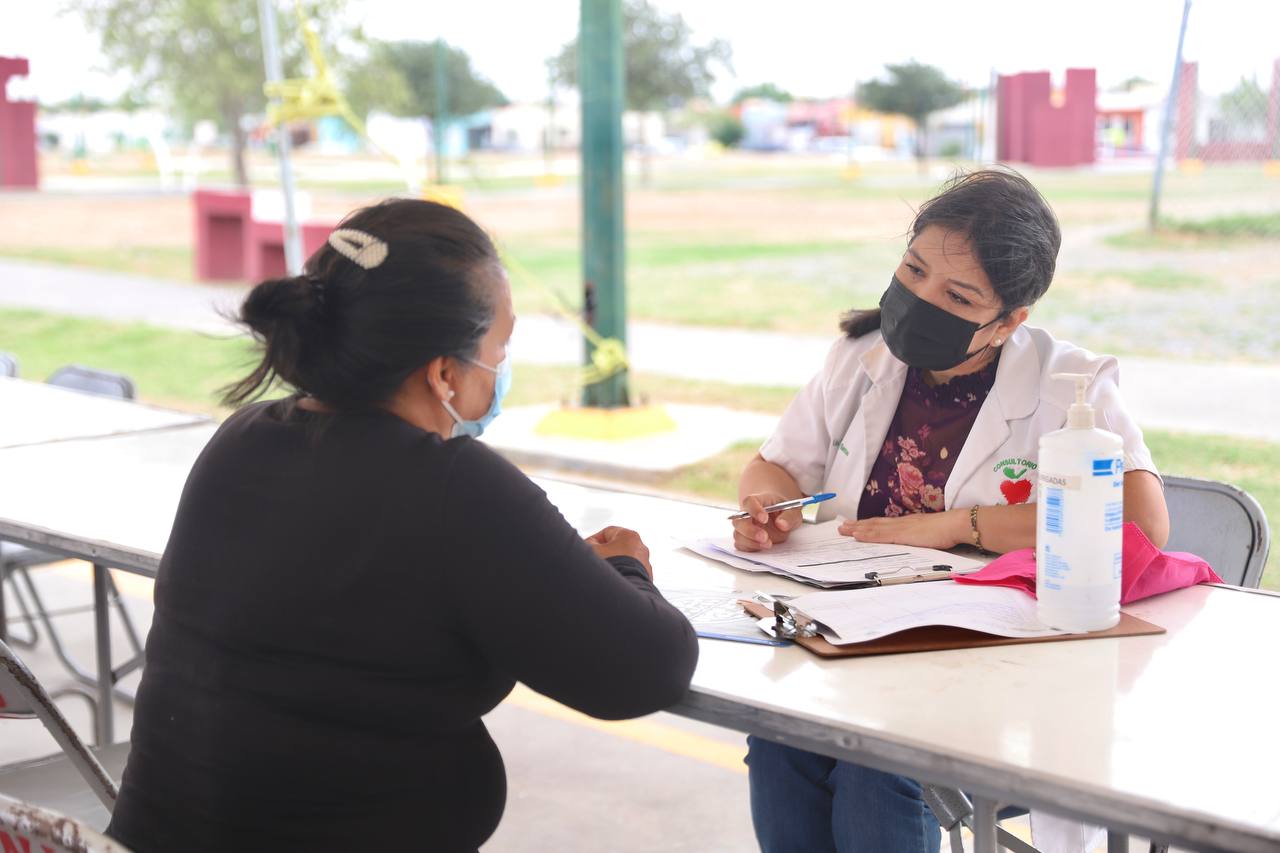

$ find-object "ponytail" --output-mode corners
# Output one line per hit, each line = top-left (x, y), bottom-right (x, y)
(839, 307), (882, 338)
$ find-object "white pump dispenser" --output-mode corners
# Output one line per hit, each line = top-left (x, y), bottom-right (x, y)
(1035, 373), (1125, 632)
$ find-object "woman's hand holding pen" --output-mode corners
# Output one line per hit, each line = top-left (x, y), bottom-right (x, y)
(585, 526), (653, 579)
(732, 493), (804, 552)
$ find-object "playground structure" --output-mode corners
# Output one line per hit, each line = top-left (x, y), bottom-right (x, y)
(0, 57), (38, 189)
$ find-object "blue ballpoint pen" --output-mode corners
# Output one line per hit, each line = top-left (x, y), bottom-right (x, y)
(728, 492), (837, 520)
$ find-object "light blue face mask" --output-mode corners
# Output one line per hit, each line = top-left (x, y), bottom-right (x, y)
(441, 353), (512, 439)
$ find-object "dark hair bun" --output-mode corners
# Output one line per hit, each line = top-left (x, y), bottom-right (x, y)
(234, 275), (321, 395)
(240, 276), (318, 340)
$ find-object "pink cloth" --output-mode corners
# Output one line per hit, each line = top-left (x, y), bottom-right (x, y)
(954, 522), (1223, 604)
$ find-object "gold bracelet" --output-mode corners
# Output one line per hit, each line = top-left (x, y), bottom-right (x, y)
(969, 505), (985, 552)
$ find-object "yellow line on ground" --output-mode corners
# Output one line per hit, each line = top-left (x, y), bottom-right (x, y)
(504, 683), (747, 775)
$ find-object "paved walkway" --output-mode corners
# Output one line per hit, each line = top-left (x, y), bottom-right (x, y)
(1, 258), (1276, 441)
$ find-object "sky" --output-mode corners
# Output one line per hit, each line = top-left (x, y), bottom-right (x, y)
(2, 0), (1277, 107)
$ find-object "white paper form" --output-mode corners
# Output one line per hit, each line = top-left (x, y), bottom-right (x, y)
(789, 582), (1067, 645)
(685, 521), (987, 587)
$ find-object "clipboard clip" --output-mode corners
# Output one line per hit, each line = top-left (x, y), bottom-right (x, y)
(750, 591), (818, 640)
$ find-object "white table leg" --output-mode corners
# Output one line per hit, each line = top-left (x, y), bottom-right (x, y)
(972, 797), (998, 853)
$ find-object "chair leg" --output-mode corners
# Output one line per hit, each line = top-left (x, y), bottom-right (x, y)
(2, 568), (40, 647)
(16, 565), (139, 703)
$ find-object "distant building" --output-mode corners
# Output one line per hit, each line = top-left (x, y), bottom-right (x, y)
(732, 96), (914, 157)
(36, 108), (173, 157)
(925, 93), (997, 160)
(1096, 84), (1165, 156)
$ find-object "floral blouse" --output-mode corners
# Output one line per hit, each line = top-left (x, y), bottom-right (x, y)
(856, 355), (1000, 520)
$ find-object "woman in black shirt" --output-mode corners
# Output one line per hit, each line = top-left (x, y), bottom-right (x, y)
(107, 199), (698, 852)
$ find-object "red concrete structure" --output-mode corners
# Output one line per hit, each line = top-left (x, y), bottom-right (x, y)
(997, 69), (1097, 167)
(246, 220), (332, 281)
(0, 57), (38, 189)
(194, 188), (334, 282)
(194, 189), (253, 280)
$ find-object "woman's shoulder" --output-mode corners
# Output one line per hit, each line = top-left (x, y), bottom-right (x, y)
(1019, 325), (1118, 376)
(1014, 325), (1122, 410)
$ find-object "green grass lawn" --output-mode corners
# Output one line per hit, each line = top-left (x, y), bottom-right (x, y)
(3, 306), (1275, 589)
(1104, 212), (1280, 251)
(5, 159), (1278, 364)
(503, 235), (900, 332)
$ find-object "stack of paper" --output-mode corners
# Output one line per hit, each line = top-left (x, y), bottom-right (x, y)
(785, 583), (1069, 645)
(685, 521), (987, 588)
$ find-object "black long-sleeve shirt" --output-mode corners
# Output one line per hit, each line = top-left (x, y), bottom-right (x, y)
(107, 399), (698, 852)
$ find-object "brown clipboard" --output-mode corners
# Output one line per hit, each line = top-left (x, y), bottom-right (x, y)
(739, 600), (1165, 658)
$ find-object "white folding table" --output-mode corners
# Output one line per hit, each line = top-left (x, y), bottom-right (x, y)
(0, 377), (207, 449)
(0, 425), (1276, 852)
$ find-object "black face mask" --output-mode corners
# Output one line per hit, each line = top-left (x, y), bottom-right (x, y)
(879, 275), (1003, 371)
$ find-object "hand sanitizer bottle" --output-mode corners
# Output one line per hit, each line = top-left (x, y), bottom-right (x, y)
(1036, 373), (1125, 632)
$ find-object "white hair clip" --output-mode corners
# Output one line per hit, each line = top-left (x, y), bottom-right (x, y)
(328, 228), (388, 270)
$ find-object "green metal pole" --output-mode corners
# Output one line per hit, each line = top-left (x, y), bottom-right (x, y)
(580, 0), (628, 407)
(434, 39), (449, 185)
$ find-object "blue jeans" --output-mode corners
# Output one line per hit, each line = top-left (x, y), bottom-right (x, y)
(746, 736), (941, 853)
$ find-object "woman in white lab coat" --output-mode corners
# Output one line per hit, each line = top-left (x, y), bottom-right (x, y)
(733, 169), (1169, 853)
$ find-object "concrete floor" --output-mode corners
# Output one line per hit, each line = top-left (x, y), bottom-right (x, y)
(1, 562), (1176, 853)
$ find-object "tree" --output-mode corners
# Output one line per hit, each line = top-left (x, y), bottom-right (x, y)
(349, 40), (506, 182)
(857, 61), (968, 168)
(550, 0), (732, 181)
(707, 111), (744, 148)
(72, 0), (350, 187)
(1218, 76), (1268, 135)
(732, 83), (793, 104)
(342, 45), (413, 123)
(360, 40), (508, 122)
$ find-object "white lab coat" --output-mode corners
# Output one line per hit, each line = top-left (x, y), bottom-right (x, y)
(761, 324), (1157, 521)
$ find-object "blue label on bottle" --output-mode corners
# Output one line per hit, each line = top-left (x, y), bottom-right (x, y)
(1044, 487), (1064, 535)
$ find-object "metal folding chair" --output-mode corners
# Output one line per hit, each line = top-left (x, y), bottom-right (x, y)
(0, 793), (132, 853)
(0, 351), (40, 649)
(927, 475), (1271, 852)
(1162, 474), (1270, 588)
(0, 639), (128, 832)
(0, 366), (146, 697)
